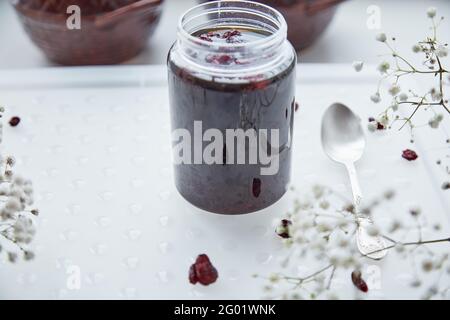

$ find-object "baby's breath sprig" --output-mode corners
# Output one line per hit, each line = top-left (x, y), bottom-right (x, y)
(0, 106), (38, 263)
(355, 7), (449, 139)
(254, 185), (450, 300)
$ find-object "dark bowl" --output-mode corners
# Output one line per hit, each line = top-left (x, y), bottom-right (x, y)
(13, 0), (164, 65)
(200, 0), (345, 51)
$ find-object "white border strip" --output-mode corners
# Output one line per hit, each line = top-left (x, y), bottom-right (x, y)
(0, 64), (378, 90)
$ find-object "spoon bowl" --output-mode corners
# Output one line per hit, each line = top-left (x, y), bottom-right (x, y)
(321, 102), (366, 164)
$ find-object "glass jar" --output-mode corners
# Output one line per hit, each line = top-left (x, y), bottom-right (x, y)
(168, 0), (297, 215)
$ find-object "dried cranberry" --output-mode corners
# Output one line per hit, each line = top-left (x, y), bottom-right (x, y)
(9, 116), (21, 127)
(276, 219), (292, 239)
(252, 178), (261, 198)
(198, 31), (220, 42)
(199, 35), (213, 42)
(222, 30), (241, 39)
(368, 117), (385, 130)
(351, 270), (368, 293)
(221, 30), (242, 43)
(402, 149), (418, 161)
(189, 254), (218, 286)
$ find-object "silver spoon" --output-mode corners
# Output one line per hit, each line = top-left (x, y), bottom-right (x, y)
(321, 103), (387, 260)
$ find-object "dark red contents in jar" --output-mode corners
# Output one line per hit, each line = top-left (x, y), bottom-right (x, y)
(189, 254), (219, 286)
(195, 27), (270, 66)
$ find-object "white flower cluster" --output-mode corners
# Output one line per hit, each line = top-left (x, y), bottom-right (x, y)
(359, 7), (449, 142)
(0, 107), (38, 262)
(256, 185), (450, 300)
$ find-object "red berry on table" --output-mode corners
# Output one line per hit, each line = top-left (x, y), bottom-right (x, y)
(189, 254), (218, 286)
(351, 270), (368, 293)
(9, 116), (21, 127)
(276, 219), (292, 239)
(402, 149), (418, 161)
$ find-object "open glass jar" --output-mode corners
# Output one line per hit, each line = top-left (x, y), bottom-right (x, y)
(168, 0), (297, 214)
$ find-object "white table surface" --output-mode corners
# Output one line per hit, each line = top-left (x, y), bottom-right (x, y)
(0, 64), (449, 299)
(0, 0), (449, 69)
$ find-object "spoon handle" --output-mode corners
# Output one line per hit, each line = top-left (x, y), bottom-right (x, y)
(345, 163), (362, 209)
(345, 162), (387, 260)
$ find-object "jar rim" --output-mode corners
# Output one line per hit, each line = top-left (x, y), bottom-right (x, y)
(177, 0), (288, 51)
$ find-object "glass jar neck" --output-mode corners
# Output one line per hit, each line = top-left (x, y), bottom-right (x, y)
(175, 0), (292, 77)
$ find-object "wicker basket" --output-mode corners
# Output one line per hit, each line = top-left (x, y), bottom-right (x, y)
(13, 0), (164, 65)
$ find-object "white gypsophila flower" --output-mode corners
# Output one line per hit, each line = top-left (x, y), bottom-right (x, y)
(378, 114), (389, 126)
(422, 259), (434, 272)
(391, 102), (399, 111)
(368, 121), (377, 132)
(352, 61), (364, 72)
(395, 244), (405, 253)
(430, 88), (442, 101)
(376, 33), (387, 42)
(428, 114), (443, 128)
(427, 7), (437, 18)
(370, 92), (381, 103)
(410, 279), (422, 288)
(312, 185), (324, 199)
(24, 251), (35, 261)
(412, 44), (421, 53)
(5, 198), (21, 211)
(388, 84), (401, 96)
(13, 216), (36, 244)
(377, 61), (390, 74)
(436, 45), (448, 58)
(389, 220), (402, 233)
(261, 185), (450, 300)
(398, 93), (408, 101)
(8, 252), (17, 263)
(319, 200), (330, 210)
